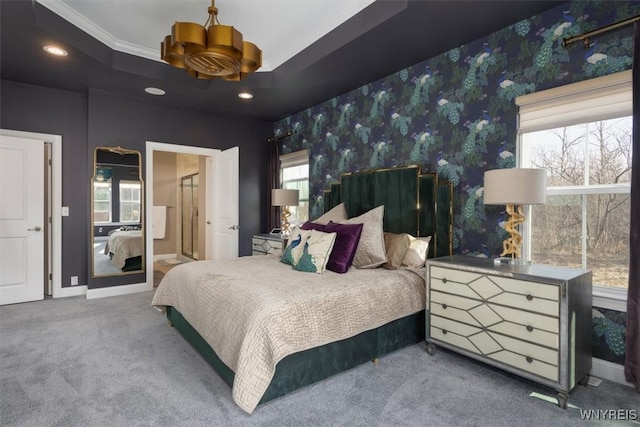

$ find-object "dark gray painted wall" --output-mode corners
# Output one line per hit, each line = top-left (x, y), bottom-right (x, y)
(1, 80), (272, 289)
(1, 81), (89, 291)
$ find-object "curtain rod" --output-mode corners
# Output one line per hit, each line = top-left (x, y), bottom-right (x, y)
(563, 15), (640, 48)
(267, 131), (292, 143)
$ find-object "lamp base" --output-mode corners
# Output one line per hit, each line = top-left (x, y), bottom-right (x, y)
(280, 206), (292, 237)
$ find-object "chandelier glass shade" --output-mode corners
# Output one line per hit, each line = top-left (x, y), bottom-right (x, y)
(161, 0), (262, 80)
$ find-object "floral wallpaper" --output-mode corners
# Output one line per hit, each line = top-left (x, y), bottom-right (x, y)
(274, 0), (638, 364)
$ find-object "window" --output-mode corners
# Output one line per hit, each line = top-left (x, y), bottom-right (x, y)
(280, 150), (309, 225)
(93, 182), (112, 223)
(119, 181), (141, 223)
(517, 71), (632, 291)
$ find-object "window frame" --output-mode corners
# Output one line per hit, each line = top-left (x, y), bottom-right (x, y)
(516, 71), (632, 301)
(279, 149), (309, 226)
(118, 180), (142, 223)
(93, 181), (112, 224)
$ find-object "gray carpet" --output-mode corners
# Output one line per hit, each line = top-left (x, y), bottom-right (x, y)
(1, 291), (638, 426)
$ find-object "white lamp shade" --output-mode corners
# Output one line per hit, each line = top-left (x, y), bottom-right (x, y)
(272, 189), (299, 206)
(483, 168), (547, 205)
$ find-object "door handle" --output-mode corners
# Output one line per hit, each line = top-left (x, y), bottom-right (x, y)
(228, 225), (239, 230)
(206, 220), (211, 225)
(28, 226), (42, 232)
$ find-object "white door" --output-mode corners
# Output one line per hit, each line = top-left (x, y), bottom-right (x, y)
(212, 147), (239, 259)
(0, 135), (45, 305)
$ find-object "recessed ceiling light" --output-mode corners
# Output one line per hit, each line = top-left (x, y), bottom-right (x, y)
(238, 92), (253, 99)
(145, 87), (165, 96)
(43, 45), (68, 56)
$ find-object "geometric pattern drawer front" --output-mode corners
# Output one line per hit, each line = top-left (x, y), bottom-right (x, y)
(488, 350), (558, 382)
(251, 236), (283, 254)
(431, 315), (559, 381)
(488, 332), (558, 366)
(490, 304), (558, 334)
(487, 293), (558, 317)
(430, 289), (559, 346)
(430, 266), (482, 284)
(430, 266), (560, 316)
(490, 322), (558, 349)
(491, 275), (559, 301)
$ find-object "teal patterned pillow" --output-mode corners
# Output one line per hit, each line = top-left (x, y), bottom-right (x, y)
(280, 228), (311, 266)
(294, 230), (337, 274)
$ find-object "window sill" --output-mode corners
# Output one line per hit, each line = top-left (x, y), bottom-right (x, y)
(593, 285), (627, 312)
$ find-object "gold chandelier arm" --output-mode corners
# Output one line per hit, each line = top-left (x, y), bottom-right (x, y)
(500, 203), (526, 259)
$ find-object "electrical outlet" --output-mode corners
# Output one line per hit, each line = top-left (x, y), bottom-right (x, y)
(71, 276), (78, 286)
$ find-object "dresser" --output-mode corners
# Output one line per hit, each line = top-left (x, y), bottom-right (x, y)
(251, 233), (285, 255)
(425, 255), (592, 408)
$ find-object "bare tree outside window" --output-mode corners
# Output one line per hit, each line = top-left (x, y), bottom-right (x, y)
(523, 117), (632, 289)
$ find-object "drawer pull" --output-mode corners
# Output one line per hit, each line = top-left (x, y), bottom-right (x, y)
(526, 325), (534, 332)
(526, 356), (533, 363)
(442, 329), (448, 335)
(526, 294), (533, 301)
(442, 278), (448, 284)
(442, 304), (448, 310)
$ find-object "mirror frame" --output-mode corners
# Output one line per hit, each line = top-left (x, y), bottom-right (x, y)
(91, 146), (145, 278)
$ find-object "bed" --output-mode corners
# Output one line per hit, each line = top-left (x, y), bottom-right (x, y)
(104, 229), (143, 271)
(152, 165), (453, 413)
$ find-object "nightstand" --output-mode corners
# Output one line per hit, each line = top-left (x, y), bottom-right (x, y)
(425, 255), (592, 409)
(251, 233), (286, 255)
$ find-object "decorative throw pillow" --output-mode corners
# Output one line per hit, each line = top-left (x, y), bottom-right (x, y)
(280, 228), (311, 266)
(402, 235), (432, 267)
(300, 221), (326, 232)
(383, 232), (412, 270)
(323, 221), (364, 273)
(340, 205), (387, 269)
(294, 230), (337, 274)
(312, 203), (347, 225)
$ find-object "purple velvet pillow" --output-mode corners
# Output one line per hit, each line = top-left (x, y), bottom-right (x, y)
(300, 221), (326, 232)
(323, 221), (364, 273)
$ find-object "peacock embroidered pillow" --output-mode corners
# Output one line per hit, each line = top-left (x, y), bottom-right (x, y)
(293, 230), (337, 274)
(280, 228), (311, 266)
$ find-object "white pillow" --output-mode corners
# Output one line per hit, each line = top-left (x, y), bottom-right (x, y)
(294, 230), (337, 273)
(313, 203), (347, 225)
(280, 227), (311, 266)
(341, 205), (387, 269)
(402, 235), (431, 267)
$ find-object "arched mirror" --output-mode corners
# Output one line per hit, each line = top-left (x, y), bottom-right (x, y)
(91, 146), (144, 277)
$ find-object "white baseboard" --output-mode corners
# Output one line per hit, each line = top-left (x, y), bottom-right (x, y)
(53, 285), (87, 298)
(86, 282), (149, 299)
(591, 358), (633, 387)
(153, 253), (177, 261)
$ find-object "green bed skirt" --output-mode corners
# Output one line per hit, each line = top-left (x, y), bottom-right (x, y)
(166, 306), (425, 405)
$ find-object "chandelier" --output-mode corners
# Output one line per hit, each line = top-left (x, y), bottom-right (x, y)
(161, 0), (262, 81)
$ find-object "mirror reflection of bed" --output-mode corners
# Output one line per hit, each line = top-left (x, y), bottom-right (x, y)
(91, 146), (144, 277)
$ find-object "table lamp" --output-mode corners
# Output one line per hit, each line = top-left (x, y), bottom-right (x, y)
(483, 168), (546, 264)
(272, 189), (299, 237)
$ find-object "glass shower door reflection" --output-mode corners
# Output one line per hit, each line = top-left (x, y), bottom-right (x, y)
(181, 173), (199, 260)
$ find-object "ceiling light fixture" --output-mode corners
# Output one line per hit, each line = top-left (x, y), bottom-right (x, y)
(238, 92), (253, 99)
(161, 0), (262, 81)
(43, 45), (68, 56)
(145, 87), (166, 96)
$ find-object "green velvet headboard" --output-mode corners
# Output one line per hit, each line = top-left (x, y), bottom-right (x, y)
(323, 165), (452, 258)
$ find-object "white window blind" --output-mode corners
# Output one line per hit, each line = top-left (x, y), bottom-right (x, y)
(280, 149), (309, 169)
(516, 70), (632, 134)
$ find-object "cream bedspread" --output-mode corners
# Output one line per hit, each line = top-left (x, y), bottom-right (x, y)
(151, 255), (425, 414)
(104, 230), (143, 269)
